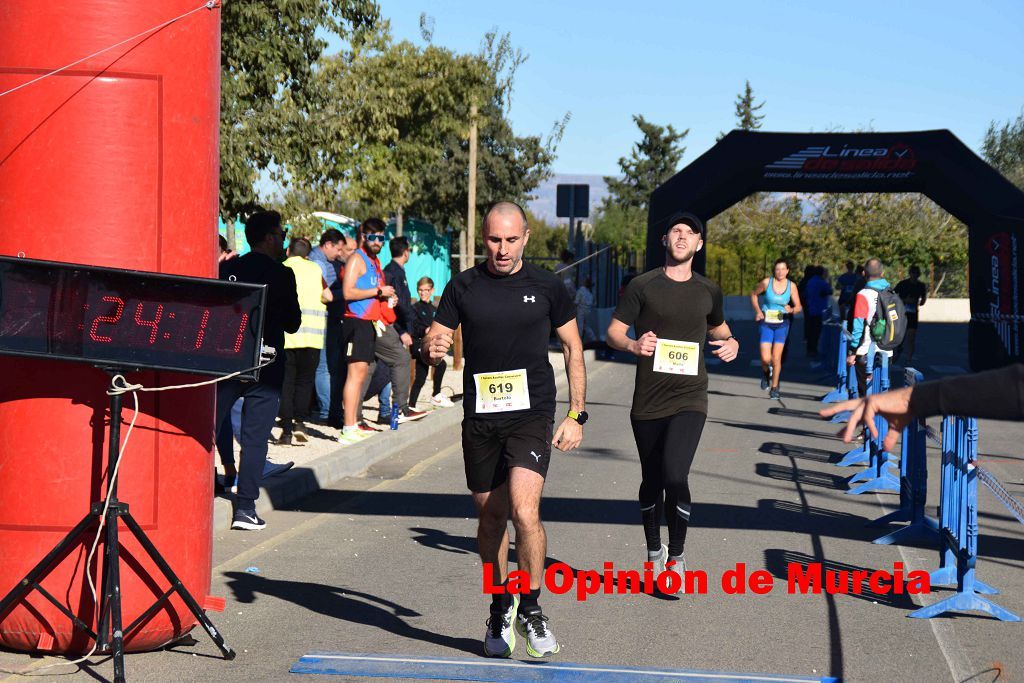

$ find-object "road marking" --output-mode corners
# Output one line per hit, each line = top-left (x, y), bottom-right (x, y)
(211, 441), (463, 575)
(872, 495), (973, 682)
(290, 652), (836, 682)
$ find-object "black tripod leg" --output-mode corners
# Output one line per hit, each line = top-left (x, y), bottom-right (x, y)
(121, 513), (236, 660)
(0, 513), (97, 621)
(104, 512), (126, 683)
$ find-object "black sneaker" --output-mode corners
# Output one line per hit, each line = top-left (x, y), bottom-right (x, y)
(293, 421), (308, 443)
(231, 509), (265, 531)
(769, 388), (781, 400)
(274, 432), (294, 446)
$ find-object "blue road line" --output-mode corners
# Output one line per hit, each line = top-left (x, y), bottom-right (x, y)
(289, 652), (839, 683)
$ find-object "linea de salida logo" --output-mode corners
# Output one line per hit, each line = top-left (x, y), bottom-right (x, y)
(765, 143), (917, 173)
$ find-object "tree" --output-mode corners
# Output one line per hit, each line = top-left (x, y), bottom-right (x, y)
(219, 0), (381, 221)
(603, 116), (687, 211)
(982, 109), (1024, 190)
(275, 28), (564, 240)
(734, 80), (766, 131)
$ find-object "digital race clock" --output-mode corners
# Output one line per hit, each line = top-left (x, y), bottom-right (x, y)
(0, 256), (267, 379)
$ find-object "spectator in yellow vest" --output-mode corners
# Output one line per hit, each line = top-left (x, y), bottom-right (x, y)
(278, 238), (332, 445)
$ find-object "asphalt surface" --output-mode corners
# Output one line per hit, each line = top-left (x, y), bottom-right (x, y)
(2, 321), (1022, 683)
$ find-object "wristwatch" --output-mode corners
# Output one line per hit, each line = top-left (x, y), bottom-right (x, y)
(376, 287), (383, 298)
(568, 410), (589, 425)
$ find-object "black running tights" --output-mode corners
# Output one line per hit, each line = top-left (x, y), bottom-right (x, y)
(630, 411), (707, 557)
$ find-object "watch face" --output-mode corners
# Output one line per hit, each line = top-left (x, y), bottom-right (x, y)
(576, 411), (589, 425)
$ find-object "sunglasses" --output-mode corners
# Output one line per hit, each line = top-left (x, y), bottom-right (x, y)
(364, 234), (385, 243)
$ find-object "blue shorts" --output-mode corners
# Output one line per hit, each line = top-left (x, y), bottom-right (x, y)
(758, 319), (790, 346)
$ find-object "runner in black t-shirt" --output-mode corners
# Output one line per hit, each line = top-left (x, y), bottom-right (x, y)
(894, 266), (928, 364)
(422, 202), (586, 659)
(606, 211), (739, 589)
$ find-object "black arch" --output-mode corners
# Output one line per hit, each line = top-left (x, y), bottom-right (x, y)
(646, 129), (1024, 371)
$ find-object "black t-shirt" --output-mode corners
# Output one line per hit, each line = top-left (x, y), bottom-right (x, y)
(612, 269), (725, 419)
(434, 261), (576, 419)
(894, 278), (927, 313)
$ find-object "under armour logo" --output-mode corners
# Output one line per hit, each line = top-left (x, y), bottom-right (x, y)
(530, 450), (542, 462)
(523, 295), (536, 303)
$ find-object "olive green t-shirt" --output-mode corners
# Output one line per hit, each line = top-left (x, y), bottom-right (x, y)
(612, 269), (725, 419)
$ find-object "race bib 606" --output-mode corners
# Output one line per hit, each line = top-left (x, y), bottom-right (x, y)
(474, 369), (530, 413)
(653, 339), (700, 376)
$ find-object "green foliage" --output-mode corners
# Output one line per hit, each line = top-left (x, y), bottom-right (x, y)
(219, 0), (381, 221)
(594, 116), (687, 257)
(261, 26), (562, 238)
(706, 193), (969, 296)
(734, 80), (765, 131)
(982, 110), (1024, 190)
(522, 210), (568, 268)
(603, 116), (687, 211)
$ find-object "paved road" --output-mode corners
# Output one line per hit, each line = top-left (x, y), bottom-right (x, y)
(2, 321), (1022, 682)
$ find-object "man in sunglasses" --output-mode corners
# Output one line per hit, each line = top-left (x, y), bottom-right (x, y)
(339, 218), (396, 445)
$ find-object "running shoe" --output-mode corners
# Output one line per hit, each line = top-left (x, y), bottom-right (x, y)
(430, 393), (455, 408)
(231, 509), (266, 531)
(760, 374), (770, 391)
(273, 431), (294, 446)
(359, 420), (383, 432)
(398, 408), (428, 423)
(769, 388), (781, 400)
(483, 593), (519, 658)
(338, 429), (369, 446)
(647, 544), (668, 575)
(664, 554), (687, 594)
(515, 608), (560, 658)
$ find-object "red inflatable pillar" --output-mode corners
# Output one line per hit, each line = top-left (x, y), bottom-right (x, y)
(0, 1), (222, 653)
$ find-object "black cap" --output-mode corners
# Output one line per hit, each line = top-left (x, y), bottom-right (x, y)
(663, 211), (704, 237)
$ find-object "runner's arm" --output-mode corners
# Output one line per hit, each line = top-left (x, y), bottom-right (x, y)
(554, 319), (586, 414)
(420, 320), (457, 366)
(606, 318), (656, 356)
(553, 319), (585, 451)
(787, 282), (803, 315)
(750, 278), (767, 318)
(707, 321), (739, 362)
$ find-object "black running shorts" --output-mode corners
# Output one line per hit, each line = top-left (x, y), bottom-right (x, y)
(462, 414), (553, 493)
(343, 317), (377, 363)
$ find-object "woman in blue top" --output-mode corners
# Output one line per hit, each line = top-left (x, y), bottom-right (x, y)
(750, 259), (802, 399)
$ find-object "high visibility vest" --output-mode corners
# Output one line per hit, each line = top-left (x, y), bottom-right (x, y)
(284, 256), (326, 350)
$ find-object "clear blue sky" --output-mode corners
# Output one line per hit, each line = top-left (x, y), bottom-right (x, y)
(367, 0), (1024, 176)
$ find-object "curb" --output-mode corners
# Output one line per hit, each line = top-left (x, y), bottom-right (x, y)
(214, 349), (597, 531)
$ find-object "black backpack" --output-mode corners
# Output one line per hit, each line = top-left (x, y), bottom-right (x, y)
(869, 287), (907, 350)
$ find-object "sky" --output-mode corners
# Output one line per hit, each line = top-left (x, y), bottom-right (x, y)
(361, 0), (1024, 177)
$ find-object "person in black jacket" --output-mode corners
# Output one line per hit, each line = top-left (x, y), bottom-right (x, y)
(215, 210), (301, 531)
(821, 363), (1024, 451)
(409, 276), (452, 408)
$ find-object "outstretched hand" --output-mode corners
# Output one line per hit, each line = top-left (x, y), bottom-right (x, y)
(819, 387), (915, 452)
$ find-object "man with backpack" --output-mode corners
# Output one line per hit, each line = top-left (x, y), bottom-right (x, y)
(848, 258), (905, 396)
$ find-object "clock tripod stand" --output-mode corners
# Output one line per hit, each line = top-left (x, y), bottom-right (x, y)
(0, 373), (235, 683)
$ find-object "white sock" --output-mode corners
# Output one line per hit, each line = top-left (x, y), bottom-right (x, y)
(343, 425), (358, 434)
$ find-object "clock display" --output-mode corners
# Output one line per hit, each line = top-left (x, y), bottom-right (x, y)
(0, 256), (266, 379)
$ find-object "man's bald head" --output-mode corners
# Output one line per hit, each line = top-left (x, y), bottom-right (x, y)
(865, 258), (884, 279)
(483, 201), (528, 235)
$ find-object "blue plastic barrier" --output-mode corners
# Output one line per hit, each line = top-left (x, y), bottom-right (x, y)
(846, 353), (899, 494)
(870, 368), (941, 544)
(821, 321), (852, 404)
(909, 416), (1020, 621)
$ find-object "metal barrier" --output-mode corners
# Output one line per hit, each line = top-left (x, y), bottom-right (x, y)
(909, 416), (1020, 621)
(869, 368), (941, 545)
(845, 353), (900, 494)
